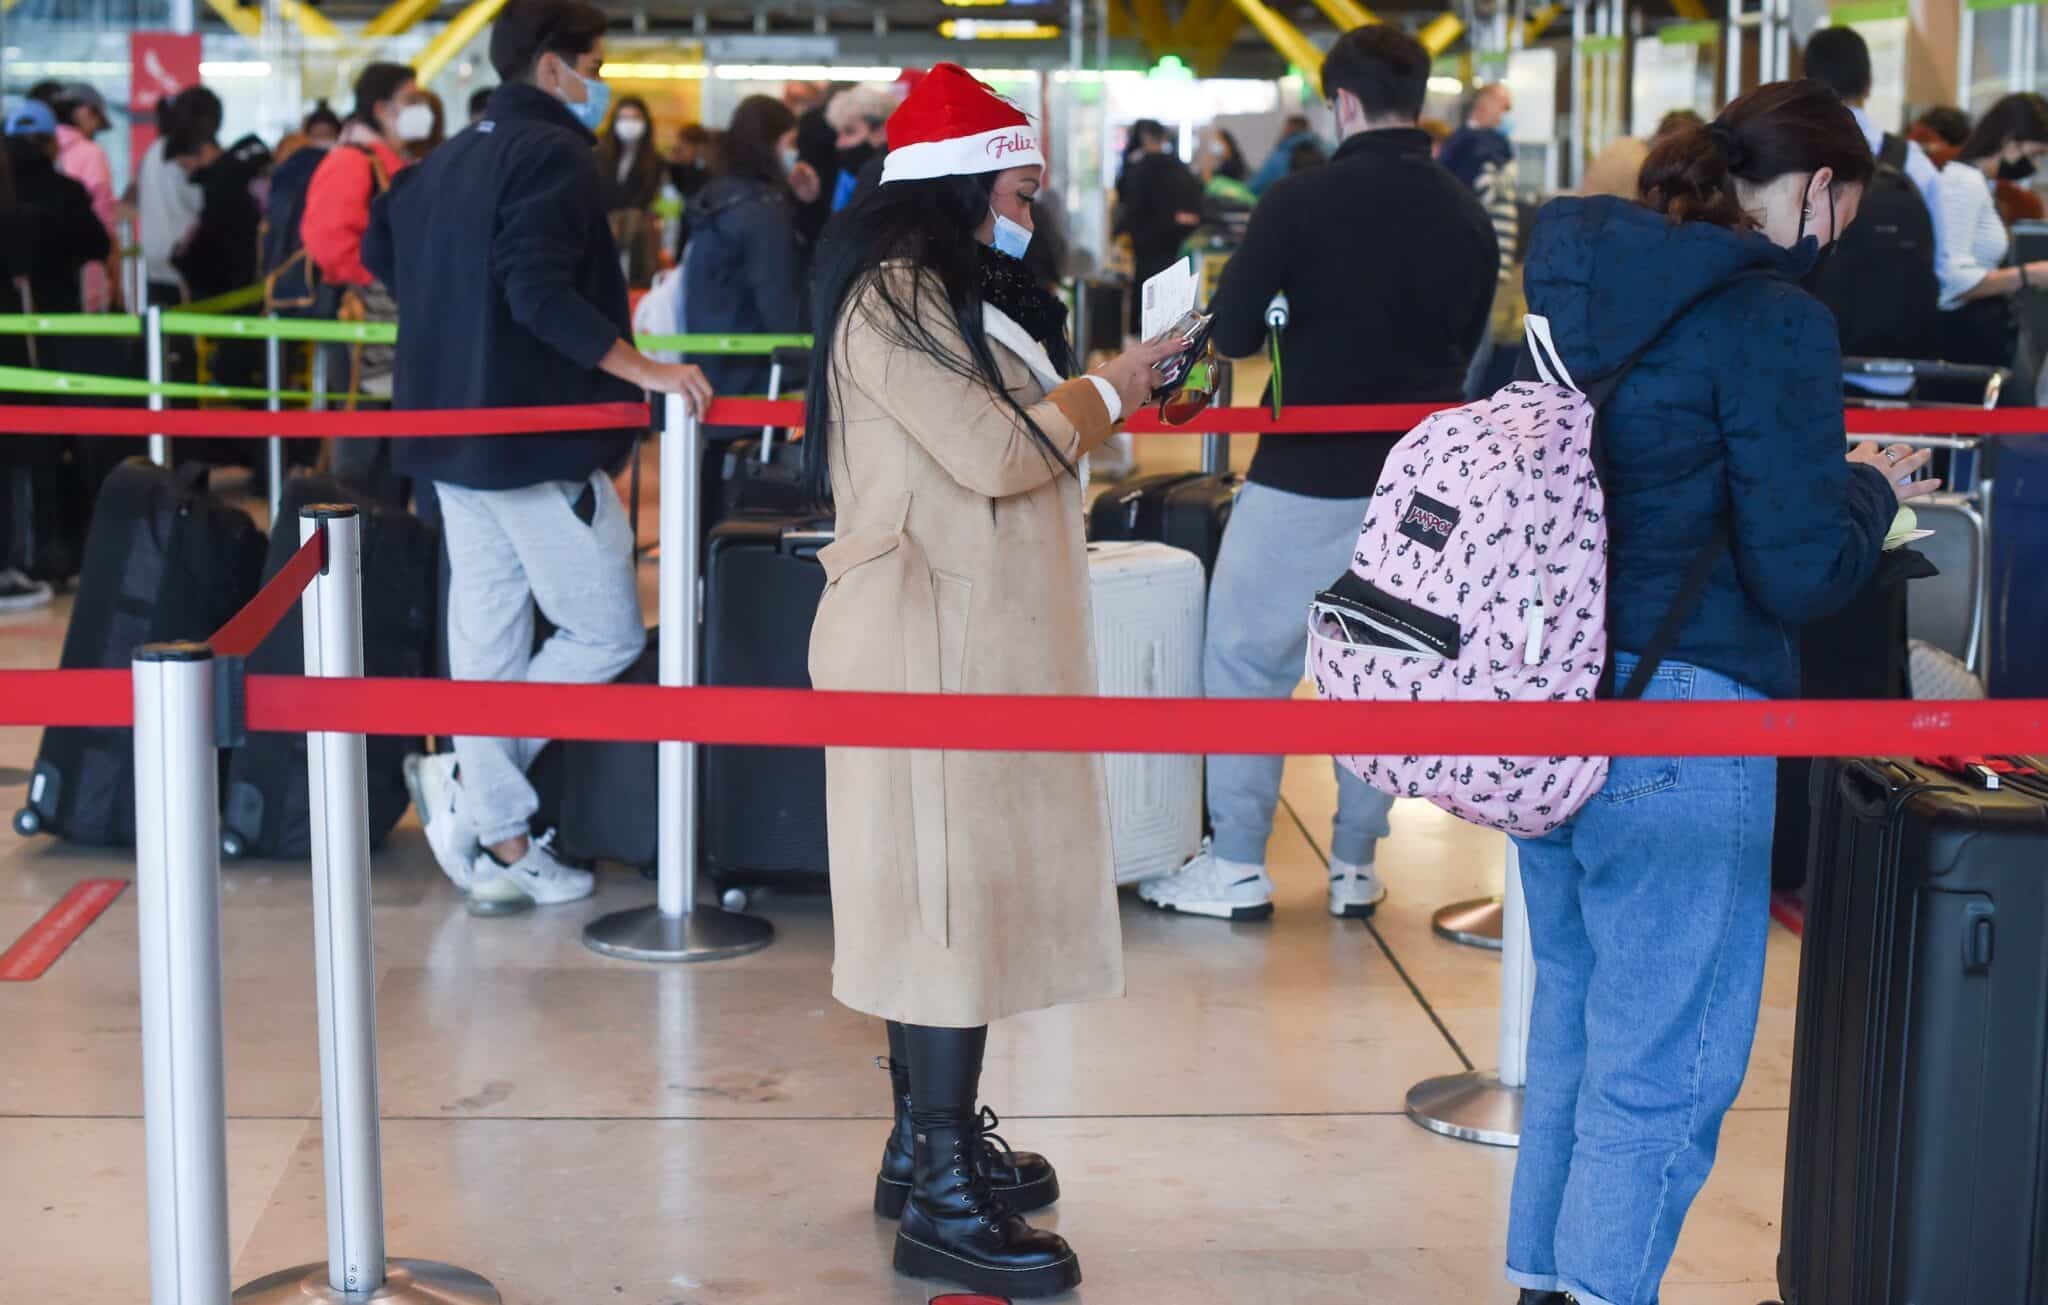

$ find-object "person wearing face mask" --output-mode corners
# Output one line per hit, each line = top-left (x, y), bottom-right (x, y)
(595, 95), (664, 286)
(365, 0), (715, 913)
(804, 63), (1179, 1299)
(302, 61), (418, 425)
(823, 83), (894, 211)
(1933, 92), (2048, 370)
(682, 95), (803, 413)
(1499, 80), (1939, 1305)
(1137, 26), (1495, 925)
(400, 89), (444, 161)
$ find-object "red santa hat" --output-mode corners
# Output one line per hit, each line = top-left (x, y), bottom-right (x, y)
(880, 63), (1043, 185)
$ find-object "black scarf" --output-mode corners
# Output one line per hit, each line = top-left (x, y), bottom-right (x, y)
(976, 244), (1074, 377)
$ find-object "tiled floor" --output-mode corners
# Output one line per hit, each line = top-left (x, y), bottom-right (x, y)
(0, 445), (1795, 1304)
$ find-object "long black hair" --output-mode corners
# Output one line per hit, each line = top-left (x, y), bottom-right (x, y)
(1958, 92), (2048, 165)
(803, 172), (1070, 508)
(721, 95), (796, 189)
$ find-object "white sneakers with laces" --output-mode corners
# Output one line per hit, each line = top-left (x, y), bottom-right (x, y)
(404, 751), (478, 892)
(1136, 843), (1275, 921)
(467, 830), (595, 914)
(1136, 840), (1389, 921)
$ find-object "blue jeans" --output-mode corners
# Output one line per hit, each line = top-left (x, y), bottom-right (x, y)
(1205, 482), (1395, 867)
(1505, 657), (1776, 1305)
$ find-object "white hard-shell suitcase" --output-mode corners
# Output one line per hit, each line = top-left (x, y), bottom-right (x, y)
(1087, 540), (1205, 884)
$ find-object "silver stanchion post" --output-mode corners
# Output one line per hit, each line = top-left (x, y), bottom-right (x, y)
(146, 303), (169, 467)
(265, 316), (285, 526)
(1405, 841), (1535, 1147)
(133, 642), (234, 1304)
(583, 394), (774, 962)
(235, 507), (498, 1304)
(1201, 431), (1230, 477)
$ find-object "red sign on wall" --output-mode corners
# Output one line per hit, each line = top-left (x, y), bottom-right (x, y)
(128, 32), (202, 173)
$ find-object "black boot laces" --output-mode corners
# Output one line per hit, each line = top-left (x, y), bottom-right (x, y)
(945, 1135), (1015, 1229)
(975, 1105), (1020, 1170)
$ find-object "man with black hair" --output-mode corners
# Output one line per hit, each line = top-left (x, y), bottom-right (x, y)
(1137, 24), (1496, 924)
(1806, 26), (1942, 217)
(1114, 118), (1202, 334)
(136, 84), (210, 303)
(367, 0), (714, 915)
(468, 87), (493, 126)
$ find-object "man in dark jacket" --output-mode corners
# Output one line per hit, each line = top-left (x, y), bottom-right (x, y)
(364, 0), (712, 914)
(3, 100), (112, 316)
(1136, 24), (1497, 924)
(1115, 120), (1204, 335)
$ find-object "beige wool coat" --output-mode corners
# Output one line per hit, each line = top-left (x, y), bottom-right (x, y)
(808, 262), (1127, 1028)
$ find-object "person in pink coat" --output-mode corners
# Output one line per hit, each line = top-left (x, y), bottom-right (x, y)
(52, 84), (118, 310)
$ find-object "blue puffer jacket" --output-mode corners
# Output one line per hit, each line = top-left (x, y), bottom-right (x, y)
(682, 174), (802, 404)
(1524, 195), (1896, 698)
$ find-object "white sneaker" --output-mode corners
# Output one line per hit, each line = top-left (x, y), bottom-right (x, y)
(467, 831), (595, 915)
(1328, 860), (1387, 919)
(404, 752), (477, 893)
(1136, 843), (1274, 921)
(0, 568), (54, 613)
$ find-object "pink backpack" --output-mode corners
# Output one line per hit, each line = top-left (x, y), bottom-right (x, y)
(1307, 276), (1758, 835)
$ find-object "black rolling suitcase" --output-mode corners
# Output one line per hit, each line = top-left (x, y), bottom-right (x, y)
(716, 345), (814, 521)
(702, 513), (832, 896)
(219, 475), (437, 860)
(1087, 470), (1238, 580)
(13, 460), (265, 845)
(1777, 755), (2048, 1305)
(534, 632), (659, 869)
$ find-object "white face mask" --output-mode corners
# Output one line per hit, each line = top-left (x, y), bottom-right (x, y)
(613, 116), (646, 144)
(395, 102), (435, 143)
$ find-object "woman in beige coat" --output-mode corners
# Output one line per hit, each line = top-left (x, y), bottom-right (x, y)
(802, 64), (1180, 1299)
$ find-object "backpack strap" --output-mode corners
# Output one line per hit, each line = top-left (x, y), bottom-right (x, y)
(1879, 132), (1909, 173)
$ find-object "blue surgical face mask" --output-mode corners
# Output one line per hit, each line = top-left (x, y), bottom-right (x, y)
(557, 59), (611, 131)
(780, 146), (800, 175)
(990, 207), (1033, 260)
(1498, 112), (1517, 140)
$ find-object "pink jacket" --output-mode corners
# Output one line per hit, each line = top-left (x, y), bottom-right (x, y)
(56, 126), (117, 309)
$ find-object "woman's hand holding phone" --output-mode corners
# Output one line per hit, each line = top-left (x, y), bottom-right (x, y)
(1092, 337), (1187, 420)
(1848, 442), (1940, 504)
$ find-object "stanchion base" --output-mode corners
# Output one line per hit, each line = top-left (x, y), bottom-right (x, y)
(581, 902), (774, 963)
(1432, 895), (1505, 950)
(232, 1259), (499, 1303)
(1405, 1069), (1521, 1148)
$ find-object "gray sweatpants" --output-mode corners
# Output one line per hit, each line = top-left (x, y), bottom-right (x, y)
(437, 471), (646, 845)
(1205, 481), (1395, 868)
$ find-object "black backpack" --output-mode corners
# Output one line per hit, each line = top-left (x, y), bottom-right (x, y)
(260, 145), (329, 314)
(1810, 134), (1940, 361)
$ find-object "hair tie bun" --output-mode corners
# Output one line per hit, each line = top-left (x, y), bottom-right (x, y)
(1706, 121), (1751, 172)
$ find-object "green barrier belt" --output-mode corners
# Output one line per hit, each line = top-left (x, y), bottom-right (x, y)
(0, 314), (143, 338)
(160, 312), (398, 345)
(635, 333), (813, 354)
(0, 364), (387, 405)
(183, 283), (266, 315)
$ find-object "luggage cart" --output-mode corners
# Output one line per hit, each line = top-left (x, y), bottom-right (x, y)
(1842, 358), (2004, 681)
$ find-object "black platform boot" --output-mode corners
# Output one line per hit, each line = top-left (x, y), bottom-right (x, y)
(890, 1024), (1081, 1298)
(874, 1024), (1060, 1218)
(1518, 1291), (1573, 1304)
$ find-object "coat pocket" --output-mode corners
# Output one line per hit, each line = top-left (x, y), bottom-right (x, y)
(933, 570), (972, 693)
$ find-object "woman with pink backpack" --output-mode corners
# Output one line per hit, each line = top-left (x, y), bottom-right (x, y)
(1493, 82), (1939, 1305)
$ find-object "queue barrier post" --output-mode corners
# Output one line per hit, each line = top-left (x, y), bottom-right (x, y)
(1404, 841), (1535, 1148)
(146, 304), (168, 467)
(234, 507), (499, 1305)
(265, 315), (286, 525)
(582, 394), (775, 963)
(132, 642), (234, 1304)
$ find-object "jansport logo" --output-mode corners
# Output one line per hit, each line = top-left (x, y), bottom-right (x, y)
(986, 130), (1037, 160)
(1398, 493), (1461, 552)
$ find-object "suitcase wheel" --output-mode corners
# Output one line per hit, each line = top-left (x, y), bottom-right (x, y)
(12, 806), (41, 837)
(220, 830), (249, 861)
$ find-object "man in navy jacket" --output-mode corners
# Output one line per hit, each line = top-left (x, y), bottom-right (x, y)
(364, 0), (711, 914)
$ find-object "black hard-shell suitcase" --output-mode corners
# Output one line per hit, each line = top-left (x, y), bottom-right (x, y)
(530, 633), (659, 869)
(1776, 755), (2048, 1305)
(1087, 471), (1238, 581)
(702, 514), (831, 893)
(220, 475), (436, 860)
(14, 460), (265, 845)
(715, 346), (814, 522)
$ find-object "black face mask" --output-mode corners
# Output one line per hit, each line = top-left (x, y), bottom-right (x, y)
(838, 142), (878, 176)
(2000, 154), (2038, 182)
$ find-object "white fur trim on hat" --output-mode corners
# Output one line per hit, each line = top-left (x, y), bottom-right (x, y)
(881, 125), (1043, 183)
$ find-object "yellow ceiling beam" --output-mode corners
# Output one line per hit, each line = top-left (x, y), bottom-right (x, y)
(205, 0), (263, 38)
(1225, 0), (1325, 77)
(1417, 10), (1466, 56)
(363, 0), (442, 38)
(1106, 0), (1136, 40)
(1670, 0), (1710, 17)
(279, 0), (340, 39)
(1307, 0), (1377, 31)
(1517, 2), (1563, 42)
(412, 0), (510, 84)
(1129, 0), (1175, 54)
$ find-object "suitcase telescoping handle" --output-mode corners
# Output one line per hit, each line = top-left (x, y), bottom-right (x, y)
(1838, 759), (1927, 819)
(760, 345), (812, 461)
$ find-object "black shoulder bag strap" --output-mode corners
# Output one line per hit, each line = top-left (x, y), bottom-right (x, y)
(1576, 267), (1776, 700)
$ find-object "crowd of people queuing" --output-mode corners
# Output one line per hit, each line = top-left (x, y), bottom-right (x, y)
(0, 11), (2041, 1301)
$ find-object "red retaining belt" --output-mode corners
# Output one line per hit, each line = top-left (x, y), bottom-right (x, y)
(209, 528), (327, 658)
(1, 669), (2039, 758)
